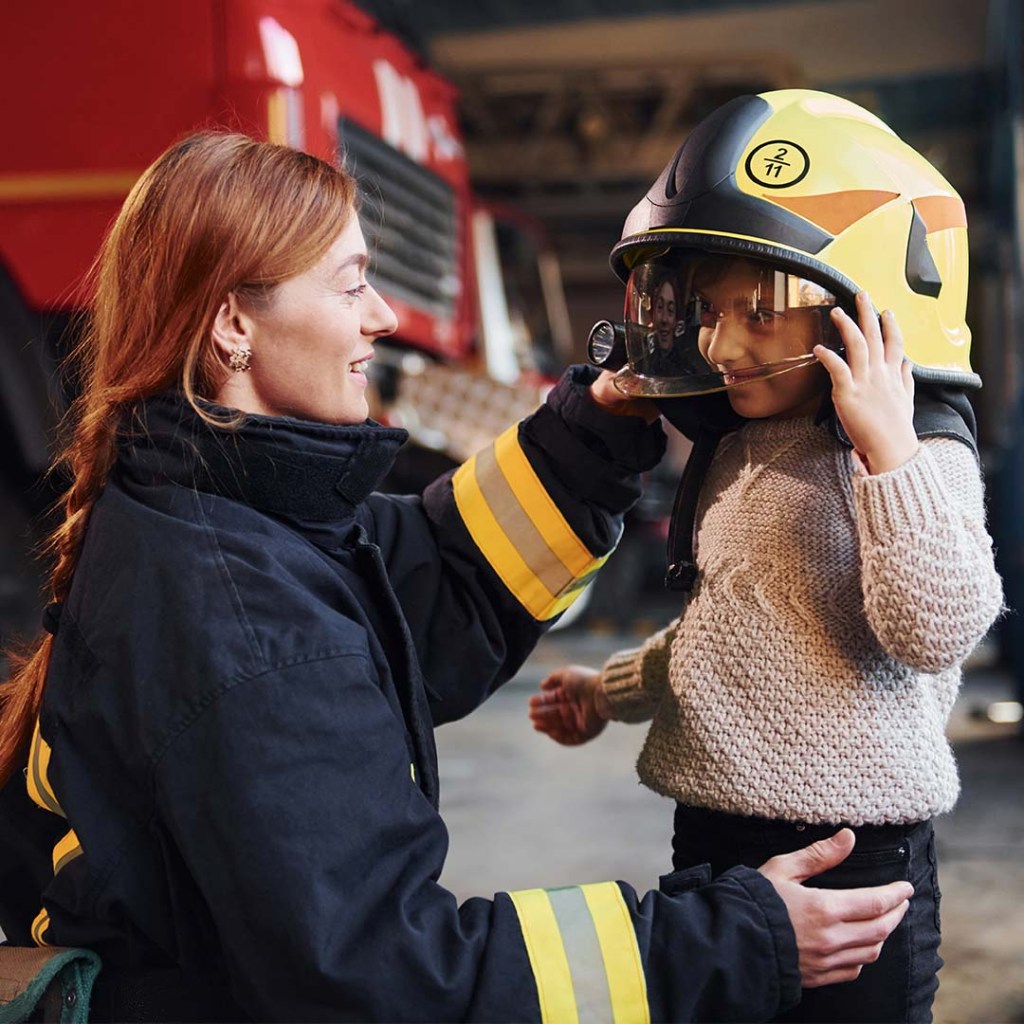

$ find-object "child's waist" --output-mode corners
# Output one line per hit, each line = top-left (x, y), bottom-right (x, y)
(672, 802), (930, 857)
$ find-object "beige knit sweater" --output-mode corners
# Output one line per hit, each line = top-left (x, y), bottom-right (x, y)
(602, 416), (1003, 826)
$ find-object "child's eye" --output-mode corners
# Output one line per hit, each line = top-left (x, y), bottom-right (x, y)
(695, 298), (718, 328)
(748, 308), (783, 327)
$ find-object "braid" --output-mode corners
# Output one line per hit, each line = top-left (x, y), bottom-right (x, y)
(0, 392), (120, 786)
(48, 398), (121, 601)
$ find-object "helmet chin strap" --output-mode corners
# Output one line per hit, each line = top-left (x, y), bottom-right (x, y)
(658, 383), (978, 595)
(664, 430), (722, 592)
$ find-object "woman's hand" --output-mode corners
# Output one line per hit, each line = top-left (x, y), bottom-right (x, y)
(814, 291), (919, 475)
(528, 665), (610, 745)
(589, 370), (661, 424)
(759, 829), (913, 988)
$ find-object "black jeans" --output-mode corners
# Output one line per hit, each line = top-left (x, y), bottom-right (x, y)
(672, 805), (942, 1023)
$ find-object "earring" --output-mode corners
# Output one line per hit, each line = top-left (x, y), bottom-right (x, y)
(228, 347), (252, 373)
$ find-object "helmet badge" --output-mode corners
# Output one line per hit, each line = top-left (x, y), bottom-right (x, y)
(745, 140), (810, 189)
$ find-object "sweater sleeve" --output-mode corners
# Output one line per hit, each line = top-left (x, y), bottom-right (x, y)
(601, 620), (679, 723)
(853, 437), (1003, 672)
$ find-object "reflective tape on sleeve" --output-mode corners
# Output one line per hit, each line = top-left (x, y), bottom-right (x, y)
(30, 907), (51, 948)
(510, 883), (650, 1024)
(582, 883), (650, 1024)
(453, 425), (611, 620)
(27, 719), (65, 818)
(52, 829), (83, 875)
(510, 888), (580, 1023)
(26, 718), (84, 948)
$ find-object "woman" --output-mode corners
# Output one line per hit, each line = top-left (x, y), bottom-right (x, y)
(652, 276), (678, 352)
(0, 133), (911, 1022)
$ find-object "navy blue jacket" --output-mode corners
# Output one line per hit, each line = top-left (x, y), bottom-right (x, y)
(27, 367), (800, 1022)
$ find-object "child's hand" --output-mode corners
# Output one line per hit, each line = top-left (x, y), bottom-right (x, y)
(590, 370), (660, 423)
(814, 291), (919, 475)
(528, 665), (610, 745)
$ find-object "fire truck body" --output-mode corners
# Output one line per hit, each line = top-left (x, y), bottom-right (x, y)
(0, 0), (474, 358)
(0, 0), (572, 636)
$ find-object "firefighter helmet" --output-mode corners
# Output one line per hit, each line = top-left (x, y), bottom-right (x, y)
(609, 88), (977, 398)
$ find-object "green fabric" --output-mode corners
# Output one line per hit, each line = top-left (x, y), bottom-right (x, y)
(0, 948), (101, 1024)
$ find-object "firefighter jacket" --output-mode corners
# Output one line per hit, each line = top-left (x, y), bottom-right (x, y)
(26, 367), (801, 1022)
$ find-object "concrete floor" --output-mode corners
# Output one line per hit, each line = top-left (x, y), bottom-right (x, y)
(435, 630), (1024, 1024)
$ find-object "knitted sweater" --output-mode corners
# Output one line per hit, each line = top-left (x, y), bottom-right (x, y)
(602, 416), (1003, 826)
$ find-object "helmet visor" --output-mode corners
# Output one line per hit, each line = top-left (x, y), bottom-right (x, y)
(616, 253), (841, 397)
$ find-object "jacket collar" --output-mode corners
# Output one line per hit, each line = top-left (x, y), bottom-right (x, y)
(119, 392), (409, 524)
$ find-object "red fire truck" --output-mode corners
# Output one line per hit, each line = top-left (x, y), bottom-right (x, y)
(0, 0), (571, 636)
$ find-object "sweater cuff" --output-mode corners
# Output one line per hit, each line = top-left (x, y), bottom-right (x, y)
(600, 645), (649, 722)
(853, 443), (951, 547)
(545, 365), (666, 474)
(600, 628), (669, 723)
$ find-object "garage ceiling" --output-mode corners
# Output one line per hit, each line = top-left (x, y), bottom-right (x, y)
(356, 0), (996, 287)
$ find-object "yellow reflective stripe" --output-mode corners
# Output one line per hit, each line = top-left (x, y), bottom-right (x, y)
(454, 456), (555, 618)
(510, 889), (580, 1024)
(30, 907), (51, 948)
(474, 444), (574, 599)
(581, 883), (650, 1024)
(52, 829), (83, 875)
(453, 426), (607, 620)
(492, 428), (594, 578)
(26, 720), (64, 818)
(25, 721), (84, 949)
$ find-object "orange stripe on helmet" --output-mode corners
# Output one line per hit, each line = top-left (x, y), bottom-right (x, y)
(912, 195), (968, 232)
(766, 190), (899, 235)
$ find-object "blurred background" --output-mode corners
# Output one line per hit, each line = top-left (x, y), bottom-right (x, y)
(1, 1), (1022, 1020)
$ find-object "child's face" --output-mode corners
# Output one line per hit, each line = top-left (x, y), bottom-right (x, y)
(695, 260), (829, 419)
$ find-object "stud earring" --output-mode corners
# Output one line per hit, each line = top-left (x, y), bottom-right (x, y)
(228, 347), (252, 373)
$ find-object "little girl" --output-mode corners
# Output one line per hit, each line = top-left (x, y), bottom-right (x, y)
(530, 90), (1003, 1023)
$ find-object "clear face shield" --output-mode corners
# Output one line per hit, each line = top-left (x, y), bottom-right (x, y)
(614, 252), (842, 398)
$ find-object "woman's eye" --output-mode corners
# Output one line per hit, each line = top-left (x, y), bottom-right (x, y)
(344, 284), (368, 299)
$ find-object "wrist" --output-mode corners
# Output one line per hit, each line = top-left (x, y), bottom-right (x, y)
(589, 371), (660, 424)
(860, 436), (920, 475)
(593, 681), (613, 721)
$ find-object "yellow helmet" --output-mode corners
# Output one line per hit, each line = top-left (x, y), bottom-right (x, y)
(610, 88), (978, 394)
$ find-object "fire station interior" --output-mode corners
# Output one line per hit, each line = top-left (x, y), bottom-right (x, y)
(1, 1), (1022, 1019)
(391, 0), (1024, 622)
(408, 11), (1024, 1023)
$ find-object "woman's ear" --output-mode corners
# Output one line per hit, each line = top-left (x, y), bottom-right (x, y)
(210, 293), (253, 362)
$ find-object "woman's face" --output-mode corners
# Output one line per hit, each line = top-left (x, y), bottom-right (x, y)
(653, 280), (677, 350)
(696, 261), (827, 419)
(215, 217), (397, 424)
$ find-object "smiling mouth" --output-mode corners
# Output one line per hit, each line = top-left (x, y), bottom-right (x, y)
(721, 366), (766, 385)
(721, 354), (819, 386)
(349, 357), (372, 374)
